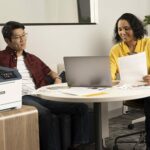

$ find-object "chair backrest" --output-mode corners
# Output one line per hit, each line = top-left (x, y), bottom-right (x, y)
(57, 63), (66, 83)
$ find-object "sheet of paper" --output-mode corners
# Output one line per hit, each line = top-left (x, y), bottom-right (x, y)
(58, 87), (106, 96)
(118, 52), (147, 84)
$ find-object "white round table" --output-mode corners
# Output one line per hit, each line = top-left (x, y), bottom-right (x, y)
(34, 83), (150, 150)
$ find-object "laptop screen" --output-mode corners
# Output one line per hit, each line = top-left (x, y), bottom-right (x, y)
(64, 56), (112, 87)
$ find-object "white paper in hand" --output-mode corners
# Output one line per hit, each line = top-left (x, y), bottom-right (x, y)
(118, 52), (147, 84)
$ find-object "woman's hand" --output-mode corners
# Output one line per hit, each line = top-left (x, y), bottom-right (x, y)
(143, 75), (150, 85)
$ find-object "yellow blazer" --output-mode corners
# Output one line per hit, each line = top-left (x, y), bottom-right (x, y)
(109, 38), (150, 80)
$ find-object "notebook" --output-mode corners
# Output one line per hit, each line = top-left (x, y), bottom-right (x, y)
(63, 56), (112, 87)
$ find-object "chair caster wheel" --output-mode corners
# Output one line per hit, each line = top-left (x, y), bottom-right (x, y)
(128, 124), (134, 129)
(113, 145), (118, 150)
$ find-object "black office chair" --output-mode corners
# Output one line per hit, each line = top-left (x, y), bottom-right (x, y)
(113, 100), (145, 150)
(123, 100), (145, 130)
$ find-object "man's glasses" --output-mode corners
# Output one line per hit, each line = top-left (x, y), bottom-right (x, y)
(11, 33), (27, 41)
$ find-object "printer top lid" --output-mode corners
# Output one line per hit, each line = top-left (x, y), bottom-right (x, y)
(0, 66), (21, 82)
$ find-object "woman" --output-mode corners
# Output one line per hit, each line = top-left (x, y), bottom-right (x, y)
(109, 13), (150, 150)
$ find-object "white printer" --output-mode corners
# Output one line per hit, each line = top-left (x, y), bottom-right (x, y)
(0, 66), (22, 110)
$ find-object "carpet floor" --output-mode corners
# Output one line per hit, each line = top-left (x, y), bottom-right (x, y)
(105, 109), (146, 150)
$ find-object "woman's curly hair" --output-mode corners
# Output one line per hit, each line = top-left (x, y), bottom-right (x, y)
(114, 13), (147, 43)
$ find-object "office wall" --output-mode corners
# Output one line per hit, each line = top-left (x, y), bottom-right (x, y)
(0, 0), (78, 23)
(0, 0), (149, 113)
(0, 0), (46, 23)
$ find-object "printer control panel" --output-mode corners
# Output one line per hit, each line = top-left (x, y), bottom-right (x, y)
(0, 66), (21, 82)
(0, 70), (17, 79)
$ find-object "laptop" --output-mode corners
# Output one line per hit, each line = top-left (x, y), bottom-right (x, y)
(63, 56), (112, 87)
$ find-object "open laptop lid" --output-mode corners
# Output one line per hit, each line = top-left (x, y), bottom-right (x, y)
(64, 56), (112, 87)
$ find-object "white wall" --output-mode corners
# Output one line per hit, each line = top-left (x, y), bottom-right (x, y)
(0, 0), (78, 23)
(47, 0), (78, 23)
(0, 0), (47, 23)
(0, 0), (149, 112)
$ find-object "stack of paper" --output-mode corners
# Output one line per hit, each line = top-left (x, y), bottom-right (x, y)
(58, 87), (107, 96)
(118, 52), (147, 85)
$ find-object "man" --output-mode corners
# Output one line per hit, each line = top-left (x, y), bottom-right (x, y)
(0, 21), (91, 150)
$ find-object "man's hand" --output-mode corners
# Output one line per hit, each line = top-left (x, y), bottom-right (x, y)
(143, 75), (150, 85)
(48, 71), (62, 84)
(54, 77), (62, 84)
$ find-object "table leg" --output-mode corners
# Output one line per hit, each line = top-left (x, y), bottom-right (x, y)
(94, 103), (109, 150)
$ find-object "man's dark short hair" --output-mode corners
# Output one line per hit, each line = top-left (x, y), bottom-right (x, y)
(2, 21), (25, 41)
(114, 13), (147, 43)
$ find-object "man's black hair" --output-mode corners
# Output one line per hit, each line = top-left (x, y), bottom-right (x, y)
(2, 21), (25, 41)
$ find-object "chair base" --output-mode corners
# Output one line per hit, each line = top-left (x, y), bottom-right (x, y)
(113, 130), (145, 150)
(132, 116), (145, 124)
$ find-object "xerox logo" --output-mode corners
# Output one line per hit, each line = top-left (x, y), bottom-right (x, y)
(0, 91), (5, 95)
